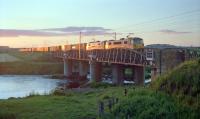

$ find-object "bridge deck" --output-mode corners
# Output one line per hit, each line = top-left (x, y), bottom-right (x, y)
(53, 48), (153, 66)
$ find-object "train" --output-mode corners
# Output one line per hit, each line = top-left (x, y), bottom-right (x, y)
(19, 37), (144, 52)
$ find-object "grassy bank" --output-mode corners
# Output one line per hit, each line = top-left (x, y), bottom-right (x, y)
(0, 61), (63, 75)
(0, 54), (199, 118)
(0, 52), (63, 75)
(0, 86), (198, 119)
(0, 87), (124, 119)
(151, 58), (200, 109)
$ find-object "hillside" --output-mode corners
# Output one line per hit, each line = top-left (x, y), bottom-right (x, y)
(0, 53), (20, 62)
(107, 59), (200, 119)
(151, 58), (200, 109)
(0, 52), (63, 75)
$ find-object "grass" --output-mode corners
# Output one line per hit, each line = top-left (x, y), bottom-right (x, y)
(0, 53), (199, 118)
(0, 86), (198, 119)
(0, 87), (126, 119)
(105, 88), (199, 119)
(90, 82), (115, 88)
(0, 52), (63, 75)
(0, 61), (63, 75)
(151, 58), (200, 109)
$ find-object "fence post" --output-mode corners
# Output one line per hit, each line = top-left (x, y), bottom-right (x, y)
(108, 99), (112, 112)
(98, 101), (104, 117)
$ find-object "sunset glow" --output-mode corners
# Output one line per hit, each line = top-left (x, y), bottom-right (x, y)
(0, 0), (200, 47)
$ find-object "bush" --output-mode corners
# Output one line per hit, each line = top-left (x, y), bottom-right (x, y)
(52, 90), (65, 96)
(26, 91), (40, 98)
(0, 111), (16, 119)
(101, 95), (110, 100)
(67, 82), (80, 88)
(110, 90), (179, 119)
(90, 82), (115, 88)
(151, 59), (200, 108)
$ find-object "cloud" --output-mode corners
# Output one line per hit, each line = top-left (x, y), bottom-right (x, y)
(42, 26), (111, 32)
(0, 29), (66, 37)
(159, 29), (192, 35)
(42, 26), (113, 36)
(0, 27), (113, 37)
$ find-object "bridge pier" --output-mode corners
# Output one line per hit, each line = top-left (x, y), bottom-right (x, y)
(63, 59), (72, 77)
(112, 64), (124, 85)
(89, 60), (102, 82)
(151, 67), (157, 81)
(72, 61), (79, 73)
(133, 66), (144, 85)
(79, 61), (89, 77)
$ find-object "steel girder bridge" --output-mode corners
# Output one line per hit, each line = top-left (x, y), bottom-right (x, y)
(52, 48), (153, 66)
(52, 48), (155, 85)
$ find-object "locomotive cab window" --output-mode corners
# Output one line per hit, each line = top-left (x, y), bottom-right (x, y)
(133, 38), (143, 44)
(114, 42), (121, 45)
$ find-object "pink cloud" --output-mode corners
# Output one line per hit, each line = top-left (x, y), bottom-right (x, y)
(0, 27), (113, 37)
(159, 29), (191, 35)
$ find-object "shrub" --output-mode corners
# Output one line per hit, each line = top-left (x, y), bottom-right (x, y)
(26, 91), (40, 98)
(52, 90), (65, 96)
(0, 111), (16, 119)
(101, 95), (110, 100)
(151, 59), (200, 108)
(110, 90), (179, 119)
(90, 82), (114, 88)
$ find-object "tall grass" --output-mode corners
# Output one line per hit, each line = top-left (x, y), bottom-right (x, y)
(151, 58), (200, 109)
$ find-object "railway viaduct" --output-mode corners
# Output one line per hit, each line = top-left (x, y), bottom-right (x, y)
(52, 47), (200, 85)
(53, 48), (156, 85)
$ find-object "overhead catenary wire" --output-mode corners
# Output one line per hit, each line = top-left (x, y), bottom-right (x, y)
(114, 9), (200, 30)
(111, 11), (200, 36)
(62, 9), (200, 43)
(118, 13), (200, 33)
(126, 19), (200, 35)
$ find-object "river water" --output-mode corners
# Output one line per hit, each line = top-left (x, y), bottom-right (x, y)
(0, 75), (67, 99)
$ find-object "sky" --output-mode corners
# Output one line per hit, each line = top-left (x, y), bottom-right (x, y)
(0, 0), (200, 48)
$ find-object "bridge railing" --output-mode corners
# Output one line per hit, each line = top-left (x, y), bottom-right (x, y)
(52, 48), (155, 66)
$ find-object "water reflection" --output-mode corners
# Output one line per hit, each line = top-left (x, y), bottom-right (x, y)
(0, 75), (66, 99)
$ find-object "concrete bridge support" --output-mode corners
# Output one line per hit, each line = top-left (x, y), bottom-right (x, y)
(133, 66), (144, 85)
(79, 61), (89, 76)
(151, 68), (157, 81)
(112, 64), (124, 85)
(72, 61), (79, 73)
(64, 59), (72, 77)
(89, 60), (102, 82)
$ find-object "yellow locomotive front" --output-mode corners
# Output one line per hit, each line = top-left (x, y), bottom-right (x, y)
(129, 37), (144, 49)
(105, 37), (144, 50)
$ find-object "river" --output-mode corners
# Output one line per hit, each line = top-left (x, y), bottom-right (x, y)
(0, 75), (67, 99)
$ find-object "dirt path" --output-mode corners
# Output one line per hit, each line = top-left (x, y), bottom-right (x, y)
(0, 53), (20, 62)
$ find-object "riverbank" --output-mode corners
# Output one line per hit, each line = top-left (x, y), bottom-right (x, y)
(0, 52), (63, 75)
(0, 62), (63, 75)
(0, 54), (199, 119)
(0, 86), (121, 119)
(0, 85), (198, 119)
